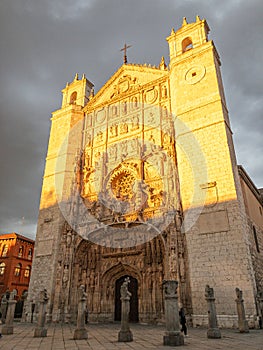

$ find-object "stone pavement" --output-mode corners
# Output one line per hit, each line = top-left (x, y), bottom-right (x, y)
(0, 322), (262, 350)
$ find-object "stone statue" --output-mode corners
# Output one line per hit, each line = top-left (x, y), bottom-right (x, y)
(162, 280), (184, 346)
(235, 287), (249, 333)
(118, 277), (133, 342)
(205, 285), (221, 339)
(73, 285), (88, 339)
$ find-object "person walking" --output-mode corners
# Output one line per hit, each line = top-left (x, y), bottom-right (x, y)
(179, 306), (188, 337)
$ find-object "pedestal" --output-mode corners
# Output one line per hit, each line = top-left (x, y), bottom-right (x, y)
(118, 330), (133, 342)
(163, 332), (184, 346)
(73, 328), (88, 340)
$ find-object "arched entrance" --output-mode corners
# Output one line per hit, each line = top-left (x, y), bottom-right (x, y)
(114, 275), (139, 323)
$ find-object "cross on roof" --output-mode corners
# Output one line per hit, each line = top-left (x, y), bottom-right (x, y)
(120, 43), (132, 64)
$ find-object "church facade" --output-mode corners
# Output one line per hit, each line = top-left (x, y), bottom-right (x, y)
(27, 17), (263, 327)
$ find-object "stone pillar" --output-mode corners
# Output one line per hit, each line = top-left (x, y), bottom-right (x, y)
(2, 290), (17, 335)
(205, 285), (221, 339)
(73, 285), (88, 340)
(235, 288), (249, 332)
(34, 289), (49, 337)
(21, 291), (28, 323)
(118, 277), (133, 342)
(162, 280), (184, 346)
(0, 294), (8, 324)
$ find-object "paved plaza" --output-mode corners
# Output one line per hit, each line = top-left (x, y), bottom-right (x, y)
(0, 322), (262, 350)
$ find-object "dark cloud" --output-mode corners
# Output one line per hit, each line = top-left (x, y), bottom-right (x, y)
(0, 0), (262, 239)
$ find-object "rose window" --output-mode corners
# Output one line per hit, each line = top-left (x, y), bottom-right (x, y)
(111, 171), (135, 201)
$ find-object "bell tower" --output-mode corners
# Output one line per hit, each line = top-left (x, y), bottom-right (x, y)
(28, 73), (93, 321)
(167, 17), (257, 326)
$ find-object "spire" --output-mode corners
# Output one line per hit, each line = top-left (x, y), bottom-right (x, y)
(74, 73), (79, 81)
(182, 17), (188, 26)
(196, 15), (201, 22)
(159, 56), (167, 70)
(170, 27), (176, 35)
(82, 73), (86, 80)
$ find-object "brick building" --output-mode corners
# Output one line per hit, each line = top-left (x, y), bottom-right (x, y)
(0, 233), (34, 299)
(27, 17), (263, 327)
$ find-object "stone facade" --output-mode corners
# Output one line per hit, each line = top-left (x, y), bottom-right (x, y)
(27, 17), (263, 328)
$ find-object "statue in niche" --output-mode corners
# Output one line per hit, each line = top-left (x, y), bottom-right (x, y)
(120, 123), (128, 134)
(97, 131), (103, 142)
(108, 144), (117, 161)
(147, 111), (155, 124)
(122, 101), (127, 114)
(131, 115), (139, 130)
(162, 85), (167, 99)
(205, 285), (214, 299)
(120, 141), (128, 158)
(86, 134), (92, 147)
(110, 124), (118, 137)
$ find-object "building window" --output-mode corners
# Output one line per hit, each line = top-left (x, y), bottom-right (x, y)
(24, 266), (31, 278)
(18, 246), (24, 258)
(0, 262), (5, 275)
(28, 248), (33, 260)
(1, 244), (8, 257)
(14, 263), (22, 276)
(253, 226), (260, 253)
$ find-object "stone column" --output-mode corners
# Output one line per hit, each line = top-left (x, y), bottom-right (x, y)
(162, 280), (184, 346)
(34, 289), (49, 337)
(118, 277), (133, 342)
(205, 285), (221, 339)
(2, 290), (17, 335)
(0, 294), (8, 324)
(73, 285), (88, 340)
(235, 288), (249, 332)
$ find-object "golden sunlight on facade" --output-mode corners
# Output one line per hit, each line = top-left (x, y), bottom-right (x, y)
(27, 17), (262, 328)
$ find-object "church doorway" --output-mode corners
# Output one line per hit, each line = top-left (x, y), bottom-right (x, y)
(114, 275), (139, 323)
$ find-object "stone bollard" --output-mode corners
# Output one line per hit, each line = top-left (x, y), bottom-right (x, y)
(0, 294), (8, 325)
(34, 289), (49, 337)
(205, 285), (221, 339)
(73, 285), (88, 340)
(235, 288), (249, 332)
(118, 277), (133, 342)
(2, 290), (17, 335)
(162, 280), (184, 346)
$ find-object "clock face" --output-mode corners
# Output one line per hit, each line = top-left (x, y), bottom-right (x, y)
(185, 65), (206, 84)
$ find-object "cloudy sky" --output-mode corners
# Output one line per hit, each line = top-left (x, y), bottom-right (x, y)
(0, 0), (262, 240)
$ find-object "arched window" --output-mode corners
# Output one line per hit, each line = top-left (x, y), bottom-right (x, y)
(18, 246), (24, 258)
(70, 91), (77, 104)
(1, 244), (8, 257)
(14, 263), (22, 276)
(28, 248), (33, 260)
(24, 265), (31, 278)
(0, 262), (5, 275)
(182, 37), (193, 53)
